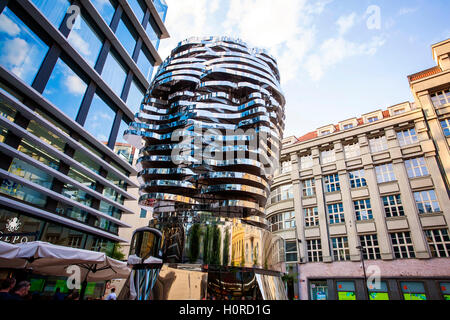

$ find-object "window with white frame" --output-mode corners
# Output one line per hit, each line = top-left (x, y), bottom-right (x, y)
(354, 199), (373, 220)
(382, 194), (405, 217)
(424, 229), (450, 258)
(390, 232), (415, 259)
(269, 184), (294, 204)
(324, 174), (340, 192)
(397, 128), (418, 147)
(430, 89), (450, 107)
(300, 154), (313, 169)
(348, 169), (367, 188)
(269, 211), (296, 232)
(392, 108), (406, 115)
(344, 143), (361, 159)
(405, 157), (429, 178)
(369, 136), (388, 153)
(359, 234), (381, 260)
(281, 160), (292, 174)
(320, 130), (331, 136)
(331, 237), (350, 261)
(327, 203), (345, 224)
(285, 240), (298, 262)
(302, 179), (316, 197)
(367, 116), (379, 123)
(304, 207), (319, 227)
(440, 119), (450, 136)
(375, 163), (396, 183)
(414, 190), (441, 214)
(307, 239), (322, 262)
(343, 123), (354, 130)
(321, 149), (336, 164)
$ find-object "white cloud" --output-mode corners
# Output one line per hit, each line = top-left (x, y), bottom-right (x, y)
(0, 14), (20, 37)
(304, 36), (386, 81)
(2, 38), (29, 78)
(65, 74), (86, 95)
(159, 0), (385, 85)
(68, 29), (91, 59)
(336, 12), (357, 35)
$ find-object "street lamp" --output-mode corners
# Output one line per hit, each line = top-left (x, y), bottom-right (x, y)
(356, 244), (370, 300)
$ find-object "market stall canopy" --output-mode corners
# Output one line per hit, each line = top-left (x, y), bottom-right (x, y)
(0, 241), (26, 268)
(14, 241), (105, 267)
(33, 256), (131, 281)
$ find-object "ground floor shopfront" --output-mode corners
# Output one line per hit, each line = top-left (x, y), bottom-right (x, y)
(0, 205), (118, 252)
(294, 259), (450, 300)
(0, 204), (121, 299)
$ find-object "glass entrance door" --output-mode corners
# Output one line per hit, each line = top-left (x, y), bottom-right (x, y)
(310, 280), (328, 300)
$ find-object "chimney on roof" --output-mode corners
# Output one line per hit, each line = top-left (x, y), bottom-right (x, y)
(432, 38), (450, 71)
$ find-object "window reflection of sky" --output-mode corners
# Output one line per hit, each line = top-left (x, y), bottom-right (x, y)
(128, 0), (145, 24)
(67, 13), (103, 67)
(115, 17), (137, 58)
(152, 0), (168, 22)
(146, 17), (161, 50)
(31, 0), (70, 28)
(126, 80), (144, 114)
(102, 51), (127, 98)
(137, 47), (154, 81)
(43, 58), (88, 120)
(91, 0), (115, 26)
(0, 8), (49, 85)
(84, 93), (116, 143)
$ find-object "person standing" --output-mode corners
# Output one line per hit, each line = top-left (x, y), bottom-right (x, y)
(9, 281), (30, 301)
(0, 278), (16, 300)
(105, 288), (117, 300)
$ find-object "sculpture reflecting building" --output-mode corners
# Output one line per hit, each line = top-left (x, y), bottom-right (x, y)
(0, 0), (168, 270)
(124, 37), (288, 300)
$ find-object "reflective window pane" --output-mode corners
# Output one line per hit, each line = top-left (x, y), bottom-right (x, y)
(67, 12), (103, 67)
(145, 16), (161, 50)
(91, 0), (116, 26)
(115, 16), (137, 57)
(84, 93), (116, 142)
(114, 118), (135, 164)
(137, 46), (154, 81)
(102, 51), (127, 97)
(128, 0), (145, 23)
(31, 0), (70, 28)
(153, 0), (168, 22)
(8, 158), (53, 189)
(126, 80), (144, 113)
(0, 8), (49, 85)
(33, 1), (69, 28)
(43, 58), (88, 120)
(0, 179), (47, 207)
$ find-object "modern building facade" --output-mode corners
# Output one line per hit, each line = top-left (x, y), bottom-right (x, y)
(0, 0), (169, 276)
(268, 39), (450, 300)
(123, 37), (288, 300)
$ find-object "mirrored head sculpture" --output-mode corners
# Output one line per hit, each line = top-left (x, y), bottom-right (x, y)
(124, 37), (287, 300)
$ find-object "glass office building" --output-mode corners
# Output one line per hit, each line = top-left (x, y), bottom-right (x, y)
(0, 0), (169, 255)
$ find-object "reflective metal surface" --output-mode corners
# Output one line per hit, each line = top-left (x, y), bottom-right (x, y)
(124, 37), (287, 300)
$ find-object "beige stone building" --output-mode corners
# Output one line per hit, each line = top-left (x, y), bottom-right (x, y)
(267, 39), (450, 300)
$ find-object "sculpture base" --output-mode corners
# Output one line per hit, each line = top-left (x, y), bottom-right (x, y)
(123, 263), (288, 300)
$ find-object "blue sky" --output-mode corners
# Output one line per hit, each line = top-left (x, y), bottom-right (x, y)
(159, 0), (450, 137)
